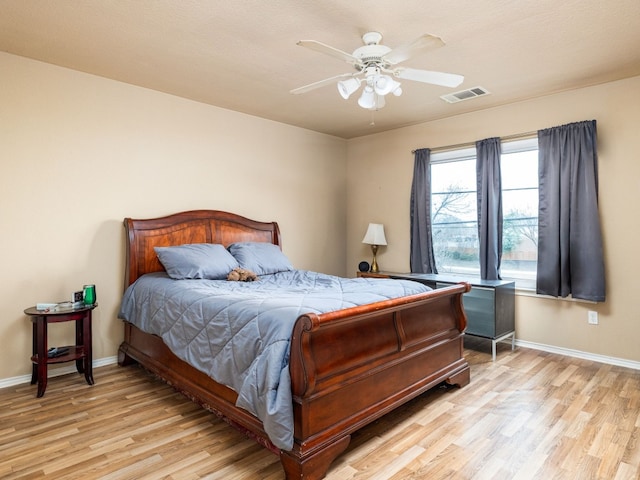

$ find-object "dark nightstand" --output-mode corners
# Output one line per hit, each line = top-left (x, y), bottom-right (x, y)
(24, 303), (97, 397)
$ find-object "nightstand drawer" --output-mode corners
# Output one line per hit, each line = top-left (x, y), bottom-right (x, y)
(462, 288), (496, 337)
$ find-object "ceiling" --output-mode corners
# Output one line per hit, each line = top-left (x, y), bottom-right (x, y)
(2, 0), (640, 139)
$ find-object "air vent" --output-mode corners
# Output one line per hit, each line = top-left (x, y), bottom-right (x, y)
(440, 86), (490, 104)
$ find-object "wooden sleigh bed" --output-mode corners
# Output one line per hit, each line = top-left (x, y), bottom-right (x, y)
(117, 209), (470, 480)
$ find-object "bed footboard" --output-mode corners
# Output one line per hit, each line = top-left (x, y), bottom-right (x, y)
(284, 282), (470, 480)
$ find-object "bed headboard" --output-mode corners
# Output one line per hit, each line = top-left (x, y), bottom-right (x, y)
(123, 210), (281, 288)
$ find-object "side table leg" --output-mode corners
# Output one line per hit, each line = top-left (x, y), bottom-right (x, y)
(75, 318), (84, 374)
(31, 321), (38, 385)
(35, 317), (48, 397)
(83, 311), (94, 386)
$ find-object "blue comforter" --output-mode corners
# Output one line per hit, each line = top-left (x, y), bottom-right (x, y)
(118, 270), (430, 450)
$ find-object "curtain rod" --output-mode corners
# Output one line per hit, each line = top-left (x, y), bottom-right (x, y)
(411, 130), (538, 154)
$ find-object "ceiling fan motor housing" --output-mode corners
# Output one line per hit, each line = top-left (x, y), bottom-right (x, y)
(353, 44), (392, 66)
(351, 32), (393, 70)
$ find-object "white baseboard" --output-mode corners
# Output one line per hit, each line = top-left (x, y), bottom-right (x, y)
(512, 339), (640, 371)
(0, 355), (118, 390)
(2, 344), (639, 390)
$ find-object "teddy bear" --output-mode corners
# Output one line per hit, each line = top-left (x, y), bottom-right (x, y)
(227, 267), (258, 282)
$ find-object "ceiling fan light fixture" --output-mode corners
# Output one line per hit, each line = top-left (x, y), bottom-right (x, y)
(373, 75), (401, 96)
(337, 77), (362, 99)
(358, 86), (375, 109)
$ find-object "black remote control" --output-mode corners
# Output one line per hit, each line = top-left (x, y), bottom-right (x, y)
(47, 347), (69, 358)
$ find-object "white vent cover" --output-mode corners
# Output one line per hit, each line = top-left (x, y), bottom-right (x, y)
(440, 86), (490, 104)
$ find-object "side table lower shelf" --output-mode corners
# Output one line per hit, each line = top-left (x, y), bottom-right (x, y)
(30, 345), (87, 371)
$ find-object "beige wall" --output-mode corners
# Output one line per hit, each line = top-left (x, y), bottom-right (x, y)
(346, 75), (640, 363)
(0, 52), (347, 381)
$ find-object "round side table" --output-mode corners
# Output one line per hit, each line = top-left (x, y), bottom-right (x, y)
(24, 303), (97, 397)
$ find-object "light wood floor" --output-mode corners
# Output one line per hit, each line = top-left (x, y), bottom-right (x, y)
(1, 338), (639, 480)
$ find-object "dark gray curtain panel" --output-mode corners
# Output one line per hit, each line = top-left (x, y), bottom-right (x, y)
(476, 137), (503, 280)
(410, 148), (438, 273)
(536, 120), (605, 302)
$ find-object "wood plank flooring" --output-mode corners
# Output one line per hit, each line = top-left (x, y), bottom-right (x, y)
(1, 338), (639, 479)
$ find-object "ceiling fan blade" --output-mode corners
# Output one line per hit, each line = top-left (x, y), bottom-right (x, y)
(297, 40), (362, 67)
(395, 67), (464, 88)
(290, 73), (356, 95)
(383, 34), (445, 65)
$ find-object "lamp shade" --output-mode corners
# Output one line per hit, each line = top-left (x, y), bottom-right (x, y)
(362, 223), (387, 246)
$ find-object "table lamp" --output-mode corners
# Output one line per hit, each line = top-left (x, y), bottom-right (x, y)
(362, 223), (387, 273)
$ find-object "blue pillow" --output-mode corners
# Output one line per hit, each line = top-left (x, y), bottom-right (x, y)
(228, 242), (293, 276)
(154, 244), (239, 280)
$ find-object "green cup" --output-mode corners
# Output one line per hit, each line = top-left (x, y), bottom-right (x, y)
(83, 284), (96, 305)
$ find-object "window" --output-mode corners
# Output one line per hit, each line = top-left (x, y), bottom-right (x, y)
(430, 138), (538, 288)
(431, 147), (479, 277)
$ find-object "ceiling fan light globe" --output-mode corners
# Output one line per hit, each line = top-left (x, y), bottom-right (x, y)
(392, 85), (403, 96)
(358, 86), (376, 109)
(373, 75), (393, 95)
(337, 78), (361, 99)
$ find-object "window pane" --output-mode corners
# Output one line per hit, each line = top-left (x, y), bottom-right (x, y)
(431, 159), (477, 193)
(501, 148), (538, 287)
(501, 150), (538, 188)
(431, 159), (479, 275)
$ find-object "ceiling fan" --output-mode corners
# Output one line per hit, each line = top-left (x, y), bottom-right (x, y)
(290, 31), (464, 110)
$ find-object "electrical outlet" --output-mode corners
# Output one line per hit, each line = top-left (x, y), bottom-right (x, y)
(588, 310), (598, 325)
